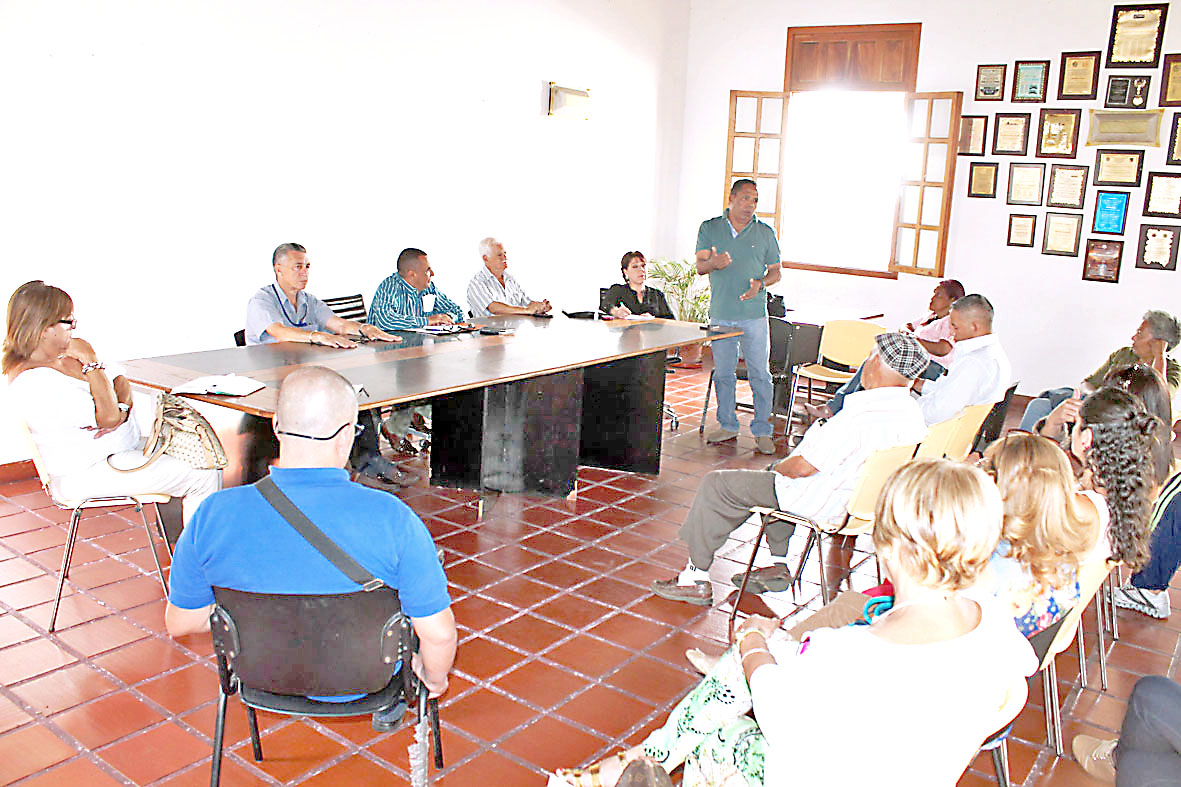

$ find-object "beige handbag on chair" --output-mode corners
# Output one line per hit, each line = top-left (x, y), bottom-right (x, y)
(109, 393), (227, 472)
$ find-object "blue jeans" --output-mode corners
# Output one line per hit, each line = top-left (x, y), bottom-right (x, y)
(1018, 387), (1074, 432)
(711, 317), (773, 437)
(1116, 676), (1181, 786)
(1132, 503), (1181, 591)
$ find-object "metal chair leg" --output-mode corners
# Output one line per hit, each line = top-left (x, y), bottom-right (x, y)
(791, 529), (817, 597)
(698, 370), (715, 435)
(154, 502), (174, 560)
(246, 706), (263, 760)
(727, 520), (768, 643)
(1110, 566), (1121, 641)
(49, 507), (84, 632)
(991, 740), (1010, 787)
(1043, 660), (1063, 756)
(136, 503), (168, 594)
(816, 531), (830, 603)
(1096, 601), (1108, 691)
(211, 690), (228, 787)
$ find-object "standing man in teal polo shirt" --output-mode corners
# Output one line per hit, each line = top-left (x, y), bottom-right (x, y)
(697, 179), (782, 454)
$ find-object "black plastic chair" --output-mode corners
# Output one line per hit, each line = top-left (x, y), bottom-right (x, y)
(972, 382), (1020, 454)
(233, 329), (246, 347)
(323, 293), (368, 323)
(208, 586), (441, 786)
(699, 317), (796, 434)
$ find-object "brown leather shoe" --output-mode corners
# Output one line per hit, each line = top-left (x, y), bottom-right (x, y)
(651, 578), (712, 605)
(731, 563), (792, 593)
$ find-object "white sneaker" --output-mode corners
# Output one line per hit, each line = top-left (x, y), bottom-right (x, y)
(1071, 735), (1116, 783)
(1111, 584), (1171, 619)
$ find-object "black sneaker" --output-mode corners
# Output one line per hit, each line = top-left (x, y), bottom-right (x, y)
(371, 698), (409, 732)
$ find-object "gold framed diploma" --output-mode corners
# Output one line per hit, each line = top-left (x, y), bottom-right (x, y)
(958, 116), (988, 156)
(1042, 212), (1083, 256)
(1012, 60), (1050, 103)
(1059, 51), (1101, 100)
(993, 113), (1031, 156)
(1167, 114), (1181, 165)
(1093, 149), (1145, 186)
(1007, 162), (1046, 206)
(1037, 108), (1082, 158)
(1083, 239), (1124, 283)
(967, 162), (999, 197)
(1105, 74), (1153, 108)
(1137, 224), (1180, 270)
(1143, 171), (1181, 218)
(1085, 109), (1163, 146)
(1007, 214), (1037, 248)
(1046, 164), (1089, 209)
(1106, 4), (1169, 68)
(975, 64), (1007, 101)
(1161, 54), (1181, 106)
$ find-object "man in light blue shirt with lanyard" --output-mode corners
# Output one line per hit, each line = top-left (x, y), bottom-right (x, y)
(696, 179), (782, 454)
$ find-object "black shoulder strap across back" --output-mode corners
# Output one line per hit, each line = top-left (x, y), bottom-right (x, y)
(254, 475), (385, 592)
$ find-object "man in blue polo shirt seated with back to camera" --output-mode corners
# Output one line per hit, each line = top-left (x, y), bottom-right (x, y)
(164, 366), (457, 730)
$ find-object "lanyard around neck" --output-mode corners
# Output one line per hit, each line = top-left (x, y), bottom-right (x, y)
(272, 284), (309, 328)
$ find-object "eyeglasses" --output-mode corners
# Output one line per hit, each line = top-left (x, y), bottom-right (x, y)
(275, 422), (363, 441)
(56, 318), (77, 329)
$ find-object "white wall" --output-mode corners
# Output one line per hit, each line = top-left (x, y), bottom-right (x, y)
(676, 0), (1180, 396)
(0, 0), (691, 463)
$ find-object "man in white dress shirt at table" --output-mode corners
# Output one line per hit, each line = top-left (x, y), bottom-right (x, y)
(914, 293), (1012, 426)
(466, 237), (552, 318)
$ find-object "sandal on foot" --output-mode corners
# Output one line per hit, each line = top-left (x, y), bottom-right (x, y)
(685, 647), (719, 675)
(553, 753), (628, 787)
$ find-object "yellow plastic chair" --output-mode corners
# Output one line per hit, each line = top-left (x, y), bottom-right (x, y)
(793, 320), (885, 401)
(1036, 559), (1116, 756)
(732, 442), (918, 638)
(944, 403), (993, 461)
(16, 420), (171, 632)
(913, 412), (962, 458)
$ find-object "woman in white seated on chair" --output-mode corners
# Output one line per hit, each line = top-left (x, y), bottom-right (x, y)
(551, 458), (1036, 787)
(4, 281), (220, 525)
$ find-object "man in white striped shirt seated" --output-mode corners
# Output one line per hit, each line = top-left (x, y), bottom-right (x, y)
(466, 237), (552, 318)
(652, 333), (930, 606)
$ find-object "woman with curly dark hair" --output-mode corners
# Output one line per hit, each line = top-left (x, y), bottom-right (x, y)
(1071, 386), (1161, 572)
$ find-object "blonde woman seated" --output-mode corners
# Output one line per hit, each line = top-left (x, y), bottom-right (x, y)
(550, 459), (1036, 787)
(978, 433), (1109, 635)
(4, 281), (221, 526)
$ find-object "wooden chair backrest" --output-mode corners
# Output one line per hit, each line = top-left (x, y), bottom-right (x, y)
(817, 320), (885, 369)
(945, 403), (993, 461)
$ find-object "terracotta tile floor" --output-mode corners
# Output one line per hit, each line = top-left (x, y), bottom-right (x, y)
(1, 364), (1179, 785)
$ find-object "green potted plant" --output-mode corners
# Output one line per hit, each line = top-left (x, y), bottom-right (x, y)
(648, 257), (710, 365)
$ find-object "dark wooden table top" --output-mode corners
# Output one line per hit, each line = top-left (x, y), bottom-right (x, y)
(122, 316), (741, 417)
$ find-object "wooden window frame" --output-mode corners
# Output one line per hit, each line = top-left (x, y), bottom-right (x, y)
(722, 23), (960, 279)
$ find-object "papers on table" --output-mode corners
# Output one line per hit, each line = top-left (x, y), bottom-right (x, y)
(624, 314), (655, 321)
(173, 374), (265, 396)
(411, 325), (465, 334)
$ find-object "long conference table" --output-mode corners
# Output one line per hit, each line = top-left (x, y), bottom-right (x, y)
(123, 316), (741, 496)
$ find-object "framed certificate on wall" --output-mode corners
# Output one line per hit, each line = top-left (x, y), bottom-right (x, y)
(1059, 51), (1101, 100)
(1094, 149), (1145, 187)
(1012, 60), (1050, 102)
(1047, 164), (1089, 209)
(993, 114), (1032, 156)
(1007, 215), (1037, 247)
(1138, 224), (1180, 270)
(1043, 212), (1083, 256)
(1106, 4), (1169, 69)
(1007, 162), (1046, 206)
(1092, 191), (1130, 234)
(1083, 239), (1124, 283)
(976, 64), (1007, 101)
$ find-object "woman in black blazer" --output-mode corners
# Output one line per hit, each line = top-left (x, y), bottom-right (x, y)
(600, 251), (674, 319)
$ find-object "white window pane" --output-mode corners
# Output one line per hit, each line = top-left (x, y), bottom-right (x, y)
(903, 141), (925, 180)
(895, 227), (916, 267)
(757, 138), (780, 174)
(925, 143), (948, 182)
(929, 99), (952, 138)
(760, 98), (783, 134)
(901, 185), (921, 224)
(732, 137), (755, 173)
(735, 97), (757, 133)
(922, 186), (943, 225)
(917, 229), (939, 270)
(756, 177), (778, 209)
(910, 99), (929, 137)
(780, 91), (908, 273)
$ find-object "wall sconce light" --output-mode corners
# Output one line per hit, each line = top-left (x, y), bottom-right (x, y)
(548, 83), (591, 119)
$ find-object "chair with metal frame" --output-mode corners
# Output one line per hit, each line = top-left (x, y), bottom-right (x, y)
(912, 411), (964, 459)
(323, 293), (368, 323)
(971, 382), (1020, 454)
(1036, 559), (1117, 756)
(699, 317), (796, 435)
(208, 586), (442, 787)
(791, 319), (884, 407)
(730, 442), (919, 638)
(943, 403), (994, 461)
(16, 420), (170, 632)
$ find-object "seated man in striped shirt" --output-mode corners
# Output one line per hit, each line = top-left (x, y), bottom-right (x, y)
(651, 332), (930, 605)
(466, 237), (551, 318)
(370, 248), (467, 331)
